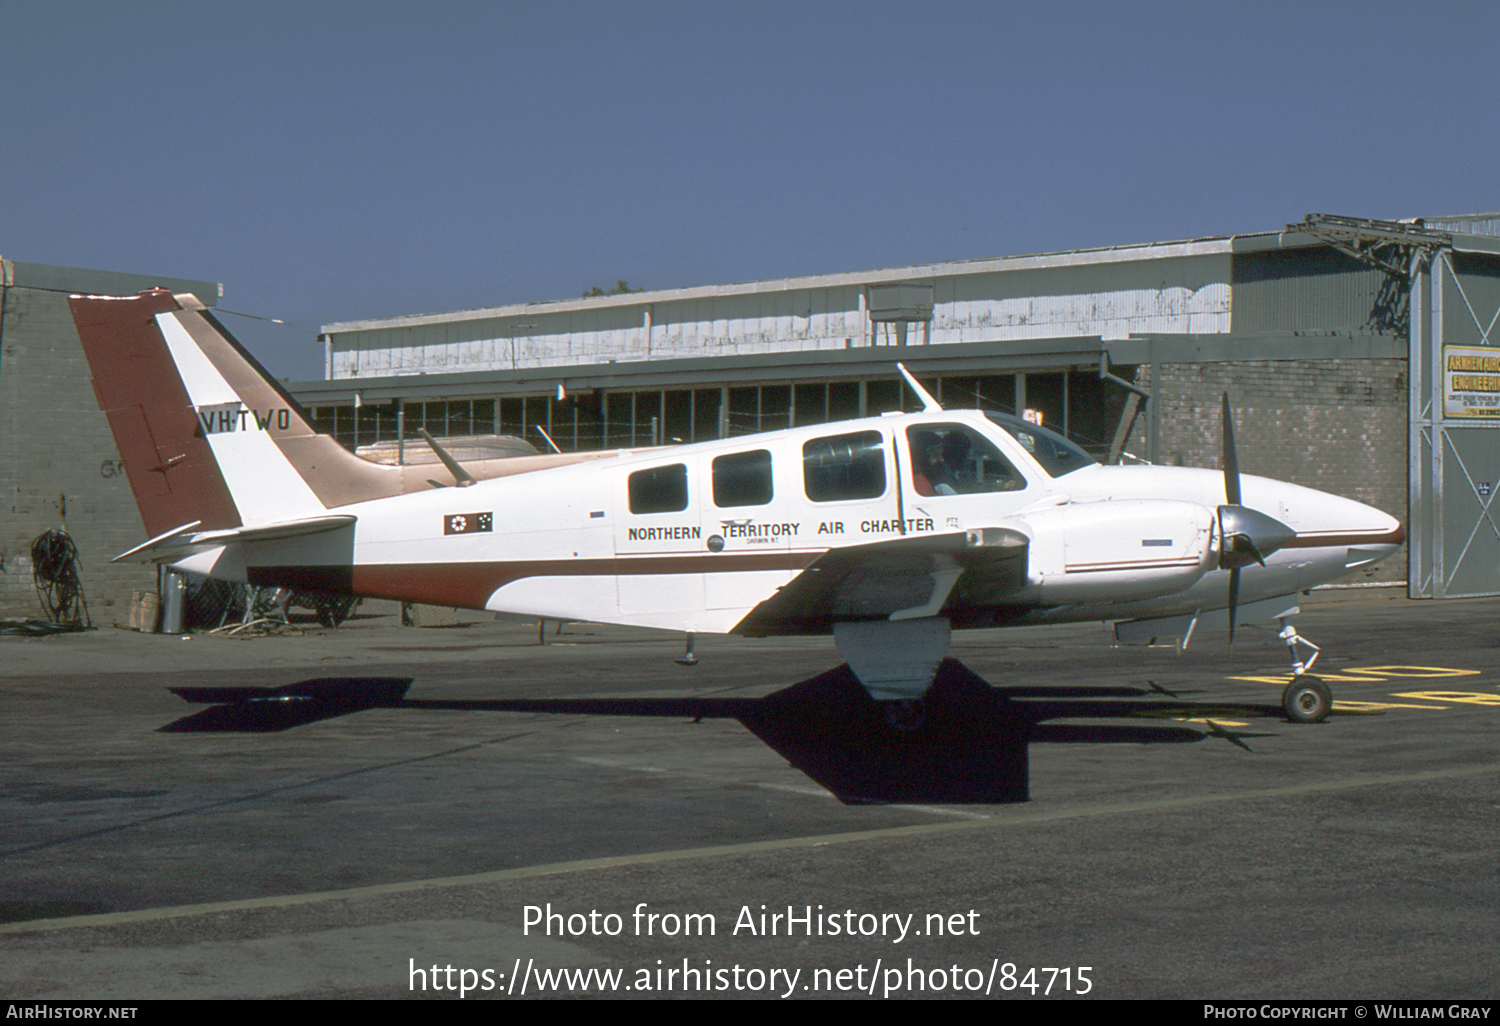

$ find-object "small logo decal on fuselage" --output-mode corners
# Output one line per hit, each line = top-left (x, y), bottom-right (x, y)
(445, 512), (494, 535)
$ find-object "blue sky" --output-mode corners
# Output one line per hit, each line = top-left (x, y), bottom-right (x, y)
(4, 1), (1497, 380)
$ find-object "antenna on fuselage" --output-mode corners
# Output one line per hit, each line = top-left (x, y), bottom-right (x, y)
(896, 363), (943, 412)
(418, 429), (476, 487)
(534, 424), (563, 454)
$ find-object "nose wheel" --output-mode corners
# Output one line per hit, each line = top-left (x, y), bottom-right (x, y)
(1276, 618), (1331, 722)
(1281, 676), (1332, 723)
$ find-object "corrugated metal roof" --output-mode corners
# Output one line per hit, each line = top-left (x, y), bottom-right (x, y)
(1423, 211), (1500, 237)
(321, 234), (1245, 335)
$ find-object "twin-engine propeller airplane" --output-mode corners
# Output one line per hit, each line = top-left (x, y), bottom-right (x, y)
(71, 289), (1405, 803)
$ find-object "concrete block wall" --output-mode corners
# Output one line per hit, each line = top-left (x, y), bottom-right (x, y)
(1124, 357), (1408, 584)
(0, 285), (155, 621)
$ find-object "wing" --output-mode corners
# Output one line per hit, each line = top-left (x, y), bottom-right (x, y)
(733, 527), (1031, 636)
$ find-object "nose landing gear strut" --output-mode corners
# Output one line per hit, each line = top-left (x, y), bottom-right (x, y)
(1277, 618), (1330, 723)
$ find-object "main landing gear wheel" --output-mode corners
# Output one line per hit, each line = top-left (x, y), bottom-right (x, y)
(1281, 676), (1332, 724)
(314, 594), (360, 629)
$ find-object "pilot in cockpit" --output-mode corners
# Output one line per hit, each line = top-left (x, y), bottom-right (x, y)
(911, 432), (956, 496)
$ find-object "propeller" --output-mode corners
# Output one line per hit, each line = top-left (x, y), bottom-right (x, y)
(1217, 394), (1295, 643)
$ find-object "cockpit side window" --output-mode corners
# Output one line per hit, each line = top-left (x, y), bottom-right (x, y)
(803, 430), (887, 502)
(712, 449), (773, 507)
(907, 424), (1025, 495)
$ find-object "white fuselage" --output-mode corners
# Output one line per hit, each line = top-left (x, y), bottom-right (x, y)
(175, 408), (1403, 635)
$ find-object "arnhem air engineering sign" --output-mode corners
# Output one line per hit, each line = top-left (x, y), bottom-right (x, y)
(1444, 346), (1500, 418)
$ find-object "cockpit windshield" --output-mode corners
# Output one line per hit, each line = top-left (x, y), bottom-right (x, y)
(985, 412), (1098, 478)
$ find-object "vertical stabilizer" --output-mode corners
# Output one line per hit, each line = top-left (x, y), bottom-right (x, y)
(70, 290), (246, 537)
(70, 290), (333, 535)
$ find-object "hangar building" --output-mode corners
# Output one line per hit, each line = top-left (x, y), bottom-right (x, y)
(299, 213), (1500, 599)
(3, 212), (1496, 620)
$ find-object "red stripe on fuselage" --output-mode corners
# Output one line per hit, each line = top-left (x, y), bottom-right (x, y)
(1284, 523), (1406, 549)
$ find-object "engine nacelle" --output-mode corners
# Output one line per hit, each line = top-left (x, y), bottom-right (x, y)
(1012, 499), (1216, 604)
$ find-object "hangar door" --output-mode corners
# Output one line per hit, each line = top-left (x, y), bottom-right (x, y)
(1410, 247), (1500, 598)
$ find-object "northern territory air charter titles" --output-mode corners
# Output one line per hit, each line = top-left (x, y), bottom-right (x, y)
(626, 518), (937, 544)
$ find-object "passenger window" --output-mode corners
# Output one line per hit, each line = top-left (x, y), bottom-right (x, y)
(628, 463), (688, 514)
(803, 431), (886, 502)
(907, 425), (1025, 495)
(712, 449), (773, 507)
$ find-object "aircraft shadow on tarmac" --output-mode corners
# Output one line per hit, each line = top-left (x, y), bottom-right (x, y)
(159, 659), (1292, 805)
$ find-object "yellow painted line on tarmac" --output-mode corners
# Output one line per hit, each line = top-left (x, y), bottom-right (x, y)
(1228, 665), (1484, 686)
(1394, 690), (1500, 706)
(4, 762), (1498, 937)
(1338, 666), (1482, 678)
(1226, 666), (1500, 716)
(1333, 700), (1448, 712)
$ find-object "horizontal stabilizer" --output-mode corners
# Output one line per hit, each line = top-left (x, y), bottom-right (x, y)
(113, 514), (357, 563)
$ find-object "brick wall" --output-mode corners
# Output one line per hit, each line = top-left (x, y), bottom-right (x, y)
(1124, 358), (1408, 584)
(0, 285), (155, 621)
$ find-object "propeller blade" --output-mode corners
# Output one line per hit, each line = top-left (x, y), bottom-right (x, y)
(1242, 538), (1268, 568)
(1215, 394), (1295, 646)
(1221, 392), (1241, 507)
(1227, 566), (1240, 646)
(1222, 393), (1242, 644)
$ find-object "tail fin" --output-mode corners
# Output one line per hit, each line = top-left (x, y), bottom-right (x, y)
(71, 289), (625, 545)
(70, 290), (387, 537)
(72, 290), (250, 536)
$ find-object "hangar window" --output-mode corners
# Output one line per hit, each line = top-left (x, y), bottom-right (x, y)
(628, 463), (688, 514)
(803, 431), (886, 502)
(712, 449), (773, 507)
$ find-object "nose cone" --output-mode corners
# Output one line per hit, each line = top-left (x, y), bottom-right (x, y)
(1324, 494), (1405, 571)
(1243, 477), (1405, 569)
(1289, 491), (1403, 545)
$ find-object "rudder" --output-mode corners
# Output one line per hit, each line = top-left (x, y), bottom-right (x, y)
(70, 290), (328, 536)
(70, 290), (244, 537)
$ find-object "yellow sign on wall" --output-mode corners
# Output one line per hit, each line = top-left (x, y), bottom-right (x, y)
(1445, 345), (1500, 417)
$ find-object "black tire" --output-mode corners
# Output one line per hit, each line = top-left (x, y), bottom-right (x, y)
(315, 595), (360, 629)
(1282, 676), (1332, 723)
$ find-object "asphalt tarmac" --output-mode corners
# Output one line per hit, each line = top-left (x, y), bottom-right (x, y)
(1, 589), (1497, 1001)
